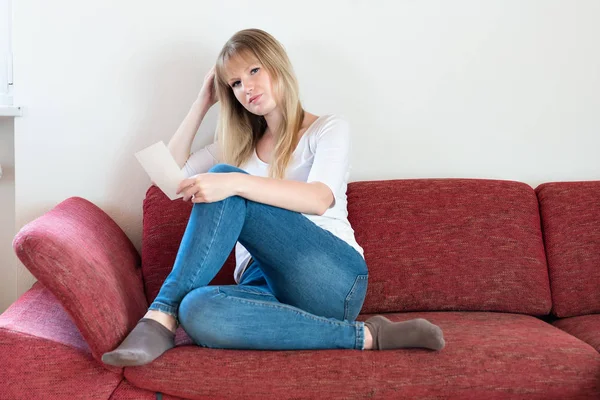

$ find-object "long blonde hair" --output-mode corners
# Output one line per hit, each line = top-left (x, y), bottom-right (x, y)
(214, 29), (304, 179)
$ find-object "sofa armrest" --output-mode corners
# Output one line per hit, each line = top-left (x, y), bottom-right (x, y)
(0, 282), (122, 399)
(12, 197), (148, 362)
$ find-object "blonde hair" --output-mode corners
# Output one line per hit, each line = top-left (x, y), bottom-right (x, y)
(214, 29), (304, 179)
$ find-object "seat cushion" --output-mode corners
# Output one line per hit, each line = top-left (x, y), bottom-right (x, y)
(109, 379), (183, 400)
(0, 282), (122, 399)
(536, 181), (600, 318)
(553, 314), (600, 353)
(124, 312), (600, 399)
(347, 179), (551, 315)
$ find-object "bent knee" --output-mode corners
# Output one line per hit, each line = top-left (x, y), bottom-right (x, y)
(178, 287), (229, 346)
(208, 163), (247, 174)
(179, 287), (221, 326)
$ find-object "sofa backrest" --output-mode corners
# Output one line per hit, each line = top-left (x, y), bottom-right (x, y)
(142, 179), (552, 316)
(536, 181), (600, 318)
(347, 179), (551, 315)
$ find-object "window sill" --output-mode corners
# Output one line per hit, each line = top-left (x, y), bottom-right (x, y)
(0, 105), (22, 117)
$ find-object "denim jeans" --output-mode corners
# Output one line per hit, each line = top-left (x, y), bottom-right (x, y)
(149, 164), (369, 350)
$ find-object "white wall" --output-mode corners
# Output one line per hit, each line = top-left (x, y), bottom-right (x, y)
(4, 0), (600, 310)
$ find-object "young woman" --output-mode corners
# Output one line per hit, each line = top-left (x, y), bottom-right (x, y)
(102, 29), (445, 367)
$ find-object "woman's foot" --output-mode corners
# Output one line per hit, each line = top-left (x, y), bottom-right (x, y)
(364, 316), (445, 351)
(101, 311), (177, 367)
(144, 310), (178, 333)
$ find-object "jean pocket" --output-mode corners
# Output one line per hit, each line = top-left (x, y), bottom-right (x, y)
(344, 274), (369, 321)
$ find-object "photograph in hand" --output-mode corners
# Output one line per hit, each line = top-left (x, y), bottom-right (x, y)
(135, 141), (185, 200)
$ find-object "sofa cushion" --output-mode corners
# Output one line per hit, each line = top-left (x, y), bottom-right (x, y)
(0, 282), (89, 352)
(110, 379), (184, 400)
(348, 179), (551, 315)
(553, 314), (600, 353)
(142, 186), (237, 305)
(536, 181), (600, 318)
(124, 312), (600, 399)
(12, 197), (148, 361)
(0, 282), (122, 399)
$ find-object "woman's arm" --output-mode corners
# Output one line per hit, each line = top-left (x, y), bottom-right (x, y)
(231, 173), (334, 216)
(235, 116), (351, 216)
(168, 99), (210, 168)
(178, 173), (332, 215)
(168, 66), (218, 168)
(178, 116), (351, 216)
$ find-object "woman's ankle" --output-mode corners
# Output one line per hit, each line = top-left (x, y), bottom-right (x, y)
(144, 310), (177, 333)
(363, 324), (374, 350)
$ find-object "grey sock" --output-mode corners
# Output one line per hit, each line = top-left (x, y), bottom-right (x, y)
(364, 315), (445, 351)
(101, 318), (175, 366)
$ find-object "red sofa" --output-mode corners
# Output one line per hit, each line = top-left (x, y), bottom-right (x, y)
(2, 178), (600, 399)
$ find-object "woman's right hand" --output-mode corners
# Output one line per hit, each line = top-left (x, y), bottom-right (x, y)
(197, 65), (218, 112)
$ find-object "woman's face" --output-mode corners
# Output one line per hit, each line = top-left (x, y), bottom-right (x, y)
(224, 52), (277, 116)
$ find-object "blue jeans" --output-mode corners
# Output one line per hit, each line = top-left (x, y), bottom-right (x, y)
(149, 164), (369, 350)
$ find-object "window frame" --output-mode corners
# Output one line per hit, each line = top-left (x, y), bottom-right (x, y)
(0, 0), (13, 105)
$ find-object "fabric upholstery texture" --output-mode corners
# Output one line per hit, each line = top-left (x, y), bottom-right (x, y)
(536, 181), (600, 318)
(1, 282), (89, 352)
(110, 379), (183, 400)
(346, 179), (551, 315)
(5, 178), (600, 399)
(0, 282), (122, 399)
(553, 314), (600, 353)
(12, 196), (148, 361)
(124, 311), (600, 400)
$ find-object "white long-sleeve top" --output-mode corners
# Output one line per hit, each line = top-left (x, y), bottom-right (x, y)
(182, 114), (364, 284)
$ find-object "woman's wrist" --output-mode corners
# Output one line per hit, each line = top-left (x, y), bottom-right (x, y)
(229, 172), (246, 197)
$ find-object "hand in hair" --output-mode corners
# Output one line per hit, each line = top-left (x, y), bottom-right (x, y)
(197, 65), (219, 112)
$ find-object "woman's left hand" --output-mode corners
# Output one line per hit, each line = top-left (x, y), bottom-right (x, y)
(177, 173), (237, 203)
